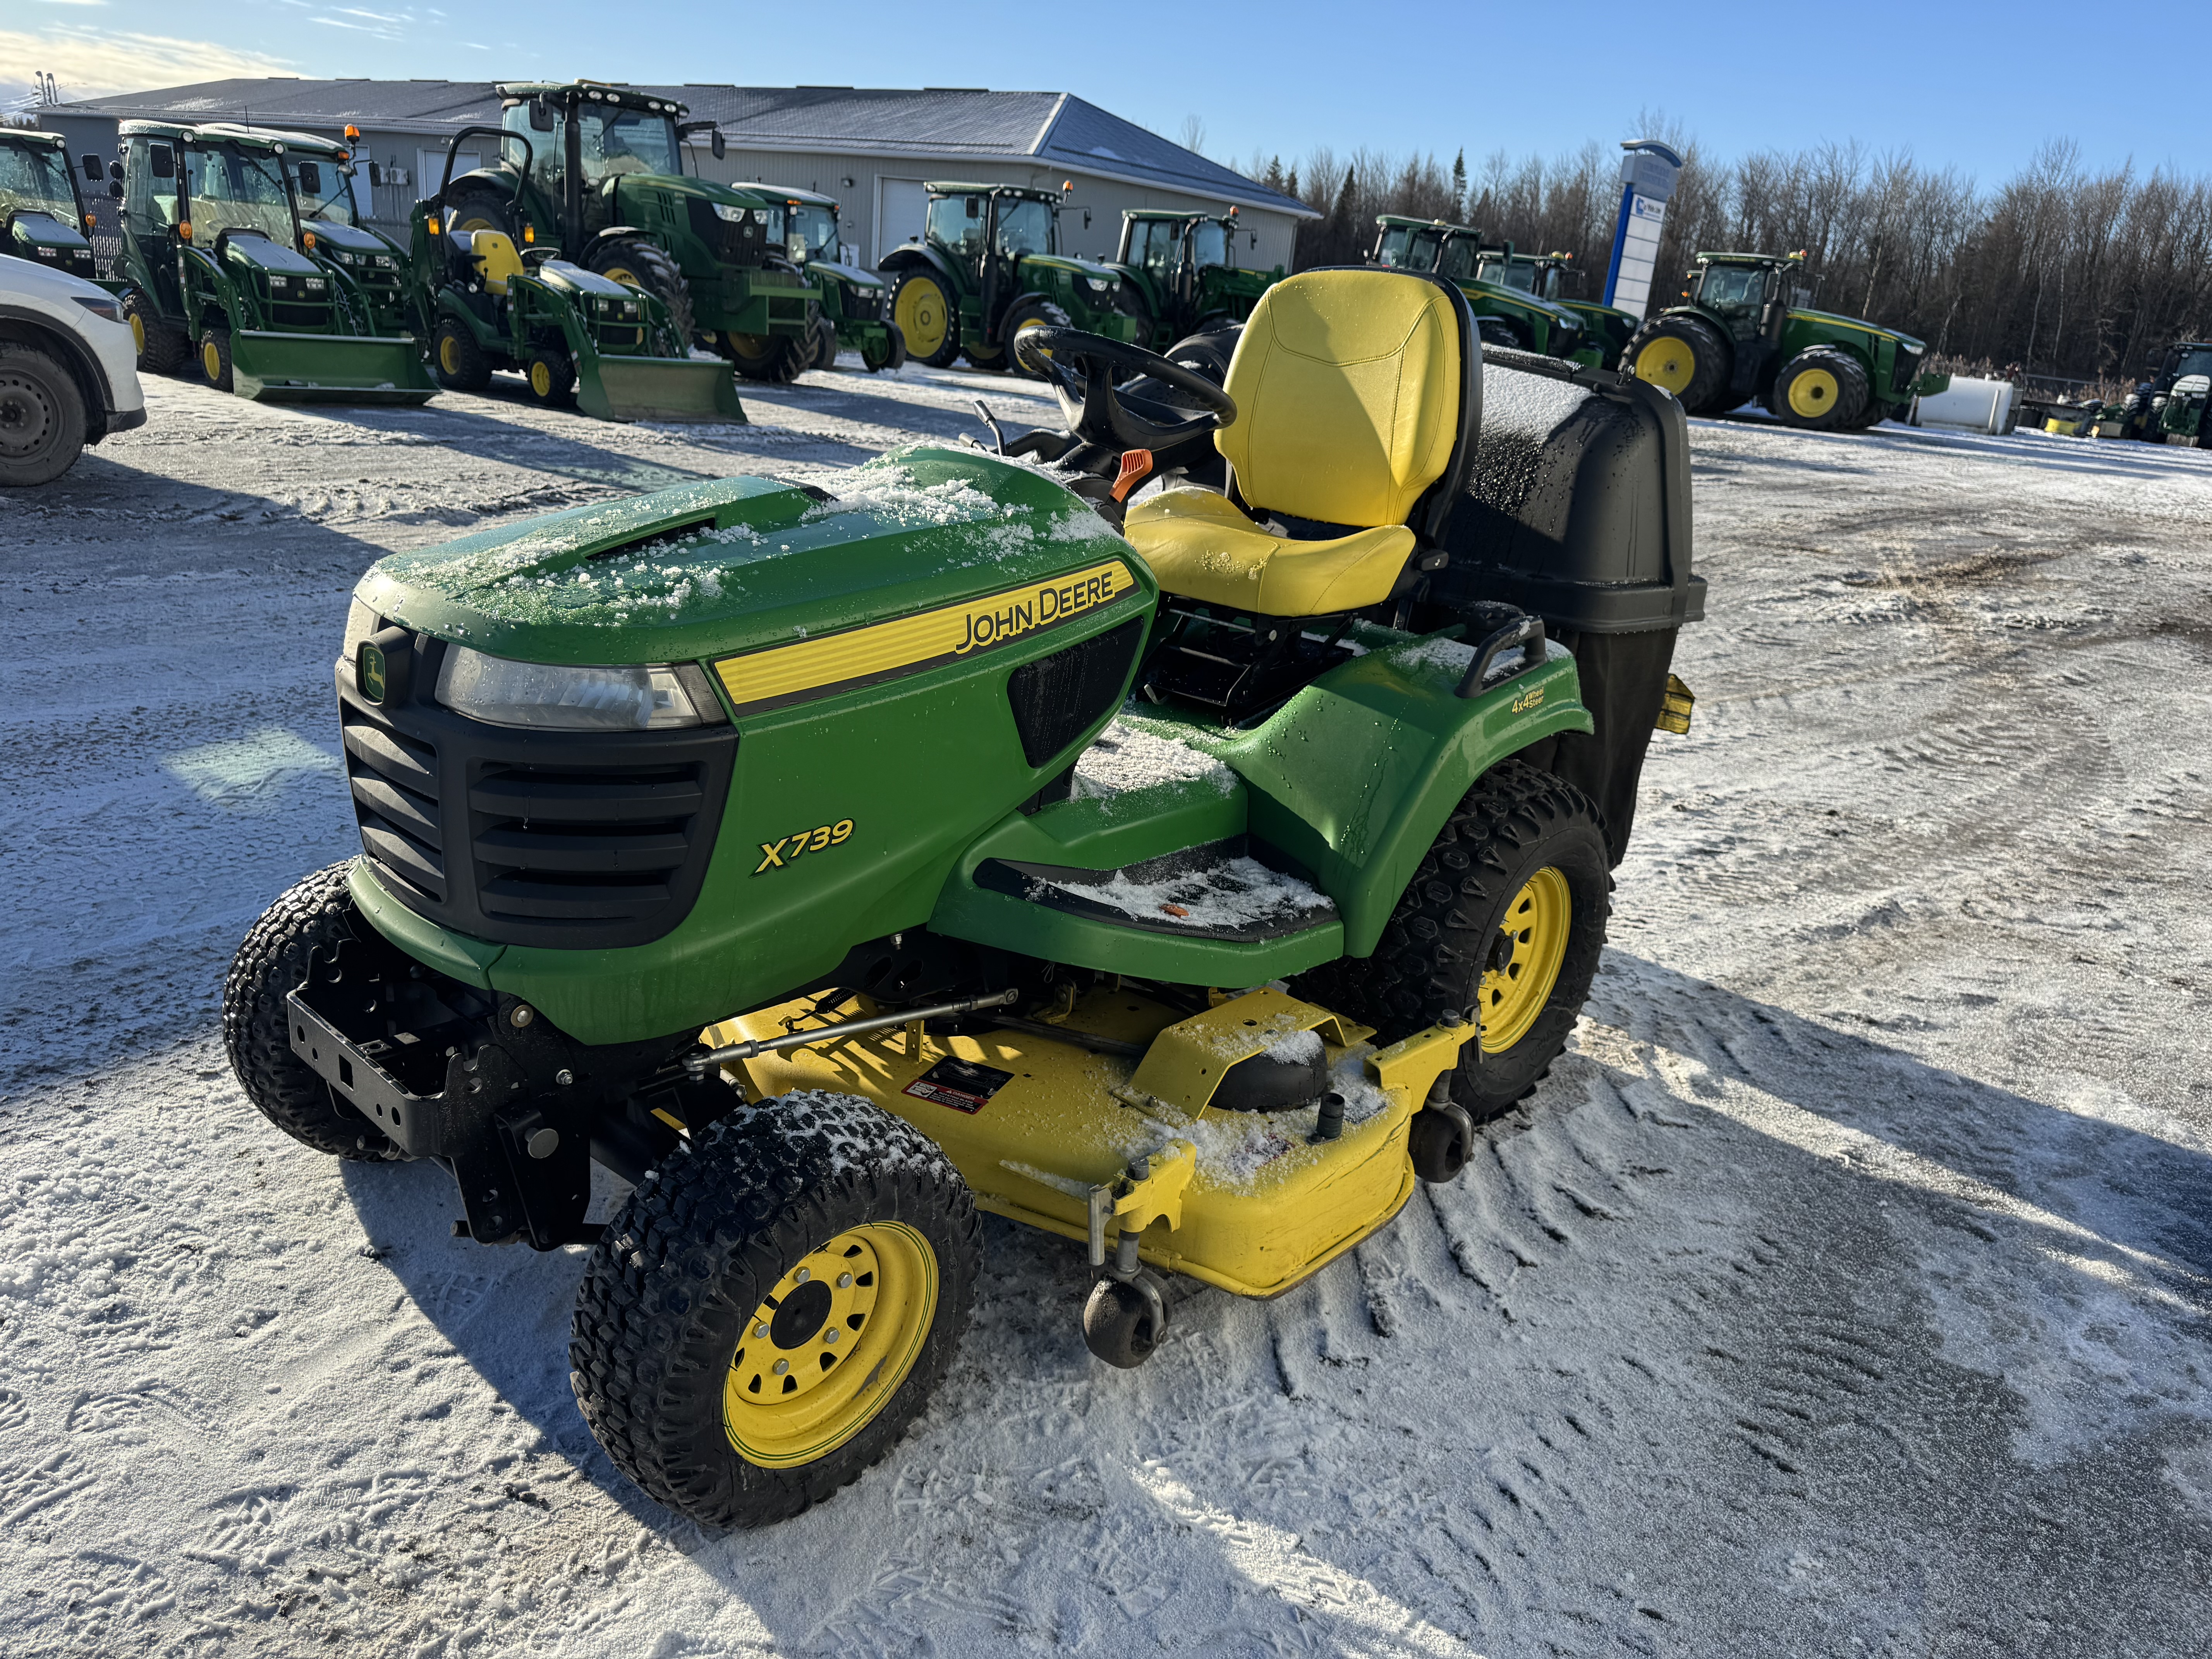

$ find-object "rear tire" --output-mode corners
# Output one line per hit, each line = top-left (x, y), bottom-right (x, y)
(1768, 345), (1869, 430)
(443, 177), (520, 241)
(570, 1093), (979, 1528)
(1295, 759), (1609, 1123)
(589, 237), (696, 349)
(222, 862), (395, 1160)
(431, 318), (492, 393)
(123, 289), (189, 374)
(890, 269), (959, 367)
(200, 326), (235, 393)
(810, 313), (840, 371)
(725, 329), (806, 383)
(1622, 314), (1731, 414)
(0, 341), (88, 488)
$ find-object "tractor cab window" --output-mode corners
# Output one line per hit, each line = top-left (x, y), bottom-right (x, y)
(1482, 258), (1535, 293)
(184, 143), (299, 246)
(291, 157), (360, 226)
(1435, 237), (1480, 282)
(787, 202), (839, 263)
(2171, 347), (2212, 382)
(993, 197), (1053, 259)
(1696, 265), (1767, 313)
(1379, 226), (1444, 273)
(927, 194), (987, 263)
(1190, 218), (1229, 270)
(1535, 264), (1564, 300)
(1124, 217), (1181, 275)
(501, 99), (567, 199)
(125, 137), (180, 232)
(576, 105), (678, 185)
(0, 143), (74, 222)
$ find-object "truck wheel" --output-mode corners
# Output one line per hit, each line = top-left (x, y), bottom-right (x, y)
(122, 289), (189, 375)
(570, 1093), (979, 1528)
(222, 862), (396, 1161)
(1769, 345), (1869, 430)
(431, 319), (492, 392)
(526, 345), (575, 406)
(201, 327), (235, 393)
(1623, 315), (1730, 414)
(1003, 299), (1070, 378)
(725, 330), (805, 383)
(861, 321), (907, 373)
(589, 237), (697, 349)
(1299, 759), (1609, 1123)
(0, 342), (87, 488)
(890, 270), (959, 367)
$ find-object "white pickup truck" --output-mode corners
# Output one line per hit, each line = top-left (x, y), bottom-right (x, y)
(0, 254), (146, 485)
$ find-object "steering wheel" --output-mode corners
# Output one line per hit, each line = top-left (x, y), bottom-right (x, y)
(1013, 327), (1237, 451)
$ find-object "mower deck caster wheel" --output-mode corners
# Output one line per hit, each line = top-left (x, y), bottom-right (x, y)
(1083, 1271), (1168, 1369)
(1408, 1099), (1474, 1183)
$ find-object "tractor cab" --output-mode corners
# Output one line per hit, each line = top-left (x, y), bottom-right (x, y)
(1475, 246), (1573, 301)
(1119, 210), (1236, 287)
(926, 184), (1060, 286)
(499, 82), (696, 249)
(1370, 214), (1586, 361)
(1110, 208), (1275, 346)
(728, 182), (900, 371)
(1686, 254), (1791, 345)
(0, 129), (106, 285)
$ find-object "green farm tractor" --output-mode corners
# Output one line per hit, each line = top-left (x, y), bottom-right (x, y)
(226, 267), (1704, 1529)
(0, 128), (114, 288)
(410, 128), (742, 422)
(112, 120), (434, 402)
(438, 83), (817, 384)
(1370, 215), (1589, 362)
(733, 184), (904, 373)
(880, 182), (1140, 371)
(1109, 208), (1282, 350)
(1473, 246), (1637, 369)
(2095, 340), (2212, 442)
(1623, 251), (1942, 428)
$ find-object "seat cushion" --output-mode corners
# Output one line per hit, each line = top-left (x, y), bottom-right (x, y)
(1125, 488), (1416, 616)
(469, 230), (525, 295)
(1217, 270), (1462, 530)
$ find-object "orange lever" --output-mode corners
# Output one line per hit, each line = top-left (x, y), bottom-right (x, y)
(1111, 448), (1154, 503)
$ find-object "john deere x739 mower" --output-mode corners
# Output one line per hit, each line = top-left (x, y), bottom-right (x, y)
(1623, 251), (1946, 429)
(227, 268), (1701, 1528)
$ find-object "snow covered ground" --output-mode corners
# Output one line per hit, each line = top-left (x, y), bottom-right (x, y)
(3, 362), (2209, 1657)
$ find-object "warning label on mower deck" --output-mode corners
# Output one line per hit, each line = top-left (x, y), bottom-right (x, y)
(903, 1057), (1014, 1113)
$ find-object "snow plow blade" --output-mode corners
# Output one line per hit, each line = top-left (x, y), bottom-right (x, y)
(229, 330), (437, 404)
(577, 351), (746, 424)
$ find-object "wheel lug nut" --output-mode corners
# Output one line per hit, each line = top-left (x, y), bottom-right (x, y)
(754, 1323), (768, 1339)
(824, 1329), (839, 1345)
(837, 1272), (853, 1288)
(794, 1267), (810, 1283)
(773, 1359), (789, 1375)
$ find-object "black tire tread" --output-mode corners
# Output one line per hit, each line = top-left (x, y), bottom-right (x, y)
(124, 289), (190, 375)
(1769, 344), (1870, 429)
(589, 237), (697, 350)
(1621, 313), (1732, 414)
(890, 270), (960, 368)
(0, 340), (87, 487)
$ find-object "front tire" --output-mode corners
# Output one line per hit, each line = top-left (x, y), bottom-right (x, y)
(890, 269), (959, 367)
(1769, 345), (1869, 429)
(570, 1093), (980, 1528)
(1622, 314), (1731, 414)
(724, 329), (806, 383)
(201, 326), (235, 393)
(431, 318), (491, 392)
(861, 320), (907, 373)
(0, 341), (88, 488)
(222, 862), (395, 1159)
(526, 345), (575, 406)
(1003, 297), (1070, 379)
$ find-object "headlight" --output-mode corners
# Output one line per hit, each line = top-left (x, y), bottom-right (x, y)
(711, 201), (752, 224)
(305, 277), (328, 292)
(1084, 276), (1111, 292)
(375, 254), (395, 268)
(435, 646), (704, 730)
(270, 275), (291, 290)
(73, 295), (124, 325)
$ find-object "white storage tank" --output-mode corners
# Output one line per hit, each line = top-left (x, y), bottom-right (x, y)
(1909, 377), (2018, 434)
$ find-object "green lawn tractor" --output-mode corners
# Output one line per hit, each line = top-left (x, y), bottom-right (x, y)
(226, 268), (1702, 1528)
(410, 129), (742, 423)
(1473, 246), (1637, 369)
(112, 120), (433, 402)
(1370, 215), (1588, 362)
(1623, 251), (1944, 429)
(2096, 340), (2212, 441)
(1109, 208), (1281, 350)
(733, 184), (904, 373)
(437, 84), (815, 385)
(0, 128), (114, 289)
(880, 182), (1140, 372)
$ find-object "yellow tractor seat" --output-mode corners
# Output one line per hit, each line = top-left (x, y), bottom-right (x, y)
(465, 229), (526, 295)
(1125, 267), (1478, 619)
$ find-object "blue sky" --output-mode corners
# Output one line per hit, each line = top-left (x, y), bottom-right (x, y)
(3, 0), (2178, 187)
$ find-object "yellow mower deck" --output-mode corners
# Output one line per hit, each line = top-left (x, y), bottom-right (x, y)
(710, 986), (1476, 1299)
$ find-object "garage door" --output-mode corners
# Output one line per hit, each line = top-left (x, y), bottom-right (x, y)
(417, 148), (480, 200)
(877, 179), (928, 264)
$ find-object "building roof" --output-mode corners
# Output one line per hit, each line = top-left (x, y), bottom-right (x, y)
(48, 79), (1314, 218)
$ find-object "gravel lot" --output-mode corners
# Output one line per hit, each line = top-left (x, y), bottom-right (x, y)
(3, 359), (2208, 1657)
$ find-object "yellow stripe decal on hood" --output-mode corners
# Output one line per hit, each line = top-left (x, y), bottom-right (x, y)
(715, 558), (1139, 717)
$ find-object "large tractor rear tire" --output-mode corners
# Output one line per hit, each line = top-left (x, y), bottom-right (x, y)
(0, 341), (87, 488)
(123, 289), (189, 375)
(443, 177), (519, 240)
(570, 1093), (980, 1528)
(431, 319), (492, 393)
(891, 270), (960, 367)
(1296, 759), (1609, 1123)
(1769, 345), (1869, 430)
(589, 237), (696, 349)
(222, 862), (397, 1161)
(1623, 314), (1731, 414)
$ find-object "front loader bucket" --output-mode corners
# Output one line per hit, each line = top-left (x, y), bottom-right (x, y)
(229, 330), (437, 405)
(575, 352), (747, 425)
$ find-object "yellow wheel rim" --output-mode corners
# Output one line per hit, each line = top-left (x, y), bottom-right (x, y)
(438, 333), (462, 376)
(726, 331), (774, 362)
(529, 360), (552, 397)
(723, 1221), (937, 1469)
(129, 313), (145, 356)
(1788, 367), (1839, 418)
(1477, 867), (1572, 1054)
(1634, 337), (1696, 395)
(601, 264), (639, 289)
(454, 214), (500, 235)
(894, 275), (948, 358)
(202, 338), (222, 382)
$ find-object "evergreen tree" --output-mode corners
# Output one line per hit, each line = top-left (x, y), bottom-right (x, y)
(1451, 149), (1467, 222)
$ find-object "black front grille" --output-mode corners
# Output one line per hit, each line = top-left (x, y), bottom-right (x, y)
(689, 198), (767, 266)
(271, 301), (330, 327)
(338, 643), (738, 949)
(1006, 618), (1146, 767)
(842, 285), (883, 321)
(1893, 346), (1923, 394)
(594, 323), (646, 351)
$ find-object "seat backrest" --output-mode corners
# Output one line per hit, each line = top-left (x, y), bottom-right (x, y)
(1217, 269), (1472, 532)
(470, 229), (525, 295)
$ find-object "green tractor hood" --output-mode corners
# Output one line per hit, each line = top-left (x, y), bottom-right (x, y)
(1790, 305), (1924, 349)
(357, 447), (1133, 669)
(308, 217), (402, 260)
(7, 209), (90, 256)
(218, 230), (321, 277)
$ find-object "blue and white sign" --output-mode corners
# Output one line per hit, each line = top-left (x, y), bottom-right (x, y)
(1603, 141), (1685, 321)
